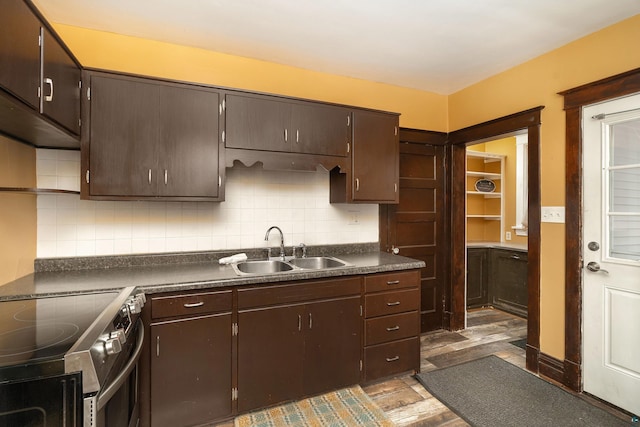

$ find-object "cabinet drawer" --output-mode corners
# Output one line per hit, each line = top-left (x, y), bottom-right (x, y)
(151, 290), (232, 319)
(238, 277), (360, 310)
(365, 311), (420, 346)
(364, 270), (419, 293)
(364, 288), (420, 318)
(364, 337), (419, 381)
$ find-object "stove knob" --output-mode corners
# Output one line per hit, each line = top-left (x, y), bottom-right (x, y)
(110, 328), (126, 345)
(105, 338), (122, 356)
(127, 299), (142, 314)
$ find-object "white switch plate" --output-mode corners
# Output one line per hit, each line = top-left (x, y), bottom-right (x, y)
(541, 206), (565, 223)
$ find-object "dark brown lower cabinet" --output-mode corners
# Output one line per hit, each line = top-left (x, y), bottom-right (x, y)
(149, 291), (233, 427)
(237, 278), (361, 413)
(490, 249), (528, 317)
(466, 248), (488, 308)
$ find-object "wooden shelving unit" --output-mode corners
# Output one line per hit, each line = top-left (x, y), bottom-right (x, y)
(466, 150), (505, 242)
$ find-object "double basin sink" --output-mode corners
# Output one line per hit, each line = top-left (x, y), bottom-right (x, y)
(231, 256), (352, 276)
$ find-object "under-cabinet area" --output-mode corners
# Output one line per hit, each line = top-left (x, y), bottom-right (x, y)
(466, 245), (528, 317)
(139, 269), (421, 427)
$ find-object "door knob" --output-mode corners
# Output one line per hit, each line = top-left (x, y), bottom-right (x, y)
(586, 261), (609, 274)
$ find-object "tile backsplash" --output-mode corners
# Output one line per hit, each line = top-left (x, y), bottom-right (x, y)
(36, 149), (378, 258)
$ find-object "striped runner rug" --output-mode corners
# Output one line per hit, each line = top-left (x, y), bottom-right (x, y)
(234, 385), (394, 427)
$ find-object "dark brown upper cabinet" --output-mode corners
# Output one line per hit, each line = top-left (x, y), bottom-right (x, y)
(225, 92), (351, 157)
(41, 27), (81, 136)
(81, 71), (223, 201)
(330, 109), (400, 204)
(0, 0), (80, 148)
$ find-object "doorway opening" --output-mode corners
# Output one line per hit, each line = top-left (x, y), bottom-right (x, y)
(449, 107), (542, 374)
(464, 133), (529, 327)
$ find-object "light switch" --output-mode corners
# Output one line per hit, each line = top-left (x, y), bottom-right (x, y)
(541, 206), (565, 223)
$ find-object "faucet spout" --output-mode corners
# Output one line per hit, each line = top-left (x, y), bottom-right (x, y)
(265, 226), (285, 261)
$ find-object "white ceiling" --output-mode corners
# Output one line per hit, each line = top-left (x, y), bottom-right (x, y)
(33, 0), (640, 95)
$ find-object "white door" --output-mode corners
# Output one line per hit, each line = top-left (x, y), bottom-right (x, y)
(583, 93), (640, 416)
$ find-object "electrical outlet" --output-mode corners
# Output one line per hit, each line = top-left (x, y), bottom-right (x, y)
(505, 231), (512, 241)
(541, 206), (565, 223)
(348, 211), (359, 225)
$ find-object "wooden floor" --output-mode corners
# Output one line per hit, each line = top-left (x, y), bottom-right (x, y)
(215, 308), (630, 426)
(362, 308), (527, 426)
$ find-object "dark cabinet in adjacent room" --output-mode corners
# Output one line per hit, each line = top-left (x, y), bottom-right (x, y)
(466, 248), (489, 308)
(490, 249), (528, 317)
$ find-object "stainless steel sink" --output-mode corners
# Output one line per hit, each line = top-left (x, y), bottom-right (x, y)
(231, 256), (351, 275)
(287, 256), (348, 270)
(233, 260), (294, 275)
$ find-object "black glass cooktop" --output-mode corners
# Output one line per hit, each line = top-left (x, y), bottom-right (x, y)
(0, 292), (117, 382)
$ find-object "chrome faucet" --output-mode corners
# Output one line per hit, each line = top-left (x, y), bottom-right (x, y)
(264, 226), (285, 261)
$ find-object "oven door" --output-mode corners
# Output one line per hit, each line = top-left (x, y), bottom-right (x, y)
(86, 319), (144, 427)
(0, 372), (82, 426)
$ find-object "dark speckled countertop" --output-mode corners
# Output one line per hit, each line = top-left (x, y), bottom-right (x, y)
(0, 247), (425, 301)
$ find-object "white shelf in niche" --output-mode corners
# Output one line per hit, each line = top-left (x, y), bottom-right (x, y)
(466, 190), (501, 198)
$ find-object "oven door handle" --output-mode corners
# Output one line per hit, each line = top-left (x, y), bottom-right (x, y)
(97, 319), (144, 411)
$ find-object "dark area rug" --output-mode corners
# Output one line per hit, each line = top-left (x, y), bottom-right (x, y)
(415, 355), (630, 427)
(509, 338), (527, 350)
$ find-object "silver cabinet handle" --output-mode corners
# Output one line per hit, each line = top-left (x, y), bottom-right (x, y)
(308, 313), (312, 329)
(148, 169), (152, 184)
(386, 326), (400, 332)
(346, 115), (350, 126)
(355, 178), (360, 192)
(386, 301), (401, 306)
(511, 254), (520, 260)
(387, 280), (400, 285)
(296, 129), (299, 143)
(164, 169), (168, 185)
(386, 356), (400, 362)
(156, 335), (160, 357)
(586, 261), (609, 274)
(183, 302), (204, 308)
(44, 77), (54, 102)
(284, 129), (288, 142)
(298, 314), (302, 331)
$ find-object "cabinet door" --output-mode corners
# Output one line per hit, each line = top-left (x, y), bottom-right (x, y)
(151, 314), (232, 427)
(158, 85), (220, 197)
(490, 250), (528, 317)
(352, 110), (399, 203)
(292, 102), (351, 156)
(225, 93), (291, 152)
(237, 304), (305, 412)
(41, 27), (80, 135)
(0, 0), (40, 108)
(466, 248), (488, 308)
(88, 75), (159, 197)
(304, 296), (361, 396)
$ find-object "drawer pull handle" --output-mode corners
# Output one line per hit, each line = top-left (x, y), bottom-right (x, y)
(386, 356), (400, 362)
(183, 302), (204, 308)
(386, 326), (400, 332)
(386, 301), (401, 306)
(387, 280), (400, 285)
(298, 314), (302, 331)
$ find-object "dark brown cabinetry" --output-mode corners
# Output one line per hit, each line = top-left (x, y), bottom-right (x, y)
(490, 249), (528, 317)
(225, 93), (351, 157)
(363, 270), (420, 381)
(82, 72), (223, 200)
(331, 109), (399, 204)
(0, 0), (80, 148)
(149, 290), (233, 427)
(466, 247), (528, 317)
(41, 27), (81, 136)
(236, 277), (361, 412)
(466, 248), (489, 308)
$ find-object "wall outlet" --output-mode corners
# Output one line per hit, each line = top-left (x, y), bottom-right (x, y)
(541, 206), (565, 223)
(505, 231), (512, 241)
(348, 211), (359, 225)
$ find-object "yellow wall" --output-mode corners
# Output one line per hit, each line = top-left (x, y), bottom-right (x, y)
(450, 14), (640, 359)
(53, 25), (448, 132)
(0, 136), (36, 285)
